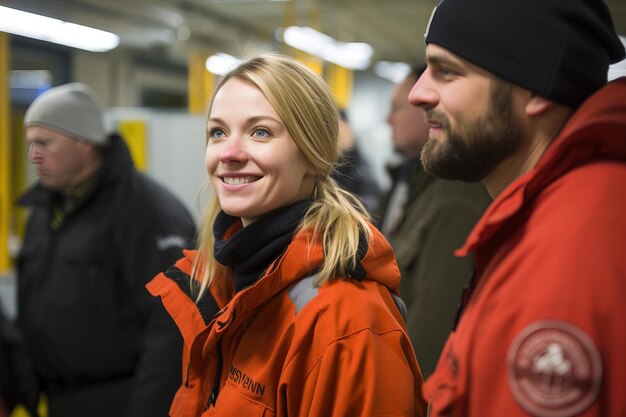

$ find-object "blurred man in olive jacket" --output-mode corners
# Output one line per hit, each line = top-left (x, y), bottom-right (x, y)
(379, 68), (491, 377)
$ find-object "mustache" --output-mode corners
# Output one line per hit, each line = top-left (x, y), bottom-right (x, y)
(424, 109), (448, 126)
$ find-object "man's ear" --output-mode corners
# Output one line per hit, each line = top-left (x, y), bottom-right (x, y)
(525, 95), (554, 116)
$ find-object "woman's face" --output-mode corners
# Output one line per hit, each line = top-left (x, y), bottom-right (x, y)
(205, 77), (316, 226)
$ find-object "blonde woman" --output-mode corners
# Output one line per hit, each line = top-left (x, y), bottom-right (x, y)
(148, 53), (425, 417)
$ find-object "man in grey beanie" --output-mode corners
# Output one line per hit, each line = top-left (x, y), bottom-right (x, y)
(24, 82), (108, 145)
(408, 1), (626, 416)
(17, 82), (196, 417)
(22, 83), (108, 193)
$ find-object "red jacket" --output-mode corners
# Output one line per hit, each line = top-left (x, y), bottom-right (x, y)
(148, 224), (426, 417)
(425, 78), (626, 417)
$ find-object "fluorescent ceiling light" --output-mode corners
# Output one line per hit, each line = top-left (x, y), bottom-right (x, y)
(280, 26), (373, 70)
(0, 6), (119, 52)
(374, 61), (411, 83)
(205, 53), (242, 75)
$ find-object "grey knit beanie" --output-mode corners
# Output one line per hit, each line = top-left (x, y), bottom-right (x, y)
(424, 0), (626, 108)
(24, 82), (108, 146)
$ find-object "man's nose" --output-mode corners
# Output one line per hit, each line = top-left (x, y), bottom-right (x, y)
(408, 69), (438, 111)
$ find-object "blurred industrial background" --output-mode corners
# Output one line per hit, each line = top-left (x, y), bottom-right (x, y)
(1, 0), (626, 317)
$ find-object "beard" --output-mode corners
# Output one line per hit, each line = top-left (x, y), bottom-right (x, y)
(420, 80), (523, 182)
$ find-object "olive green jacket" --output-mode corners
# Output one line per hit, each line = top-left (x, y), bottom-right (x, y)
(378, 159), (491, 377)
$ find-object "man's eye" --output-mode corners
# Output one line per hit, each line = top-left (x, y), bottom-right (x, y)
(438, 67), (455, 77)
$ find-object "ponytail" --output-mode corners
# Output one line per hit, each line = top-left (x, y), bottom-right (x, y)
(301, 177), (372, 286)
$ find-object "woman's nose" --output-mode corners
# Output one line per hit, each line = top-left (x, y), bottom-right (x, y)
(218, 136), (248, 163)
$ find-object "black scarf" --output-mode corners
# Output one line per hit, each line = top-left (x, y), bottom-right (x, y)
(213, 200), (313, 292)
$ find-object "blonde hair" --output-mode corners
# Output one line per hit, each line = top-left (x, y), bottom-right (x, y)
(192, 53), (371, 299)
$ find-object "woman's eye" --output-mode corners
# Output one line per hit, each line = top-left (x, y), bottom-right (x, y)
(252, 128), (271, 138)
(209, 128), (226, 138)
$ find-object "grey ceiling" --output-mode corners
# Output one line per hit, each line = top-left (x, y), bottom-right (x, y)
(2, 0), (626, 68)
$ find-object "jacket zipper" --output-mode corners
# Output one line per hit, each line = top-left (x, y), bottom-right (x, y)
(206, 305), (235, 408)
(207, 339), (222, 408)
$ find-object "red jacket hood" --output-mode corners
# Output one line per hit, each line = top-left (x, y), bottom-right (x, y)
(459, 77), (626, 256)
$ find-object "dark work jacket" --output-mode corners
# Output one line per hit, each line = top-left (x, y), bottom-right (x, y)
(0, 298), (38, 416)
(16, 134), (196, 417)
(0, 301), (16, 412)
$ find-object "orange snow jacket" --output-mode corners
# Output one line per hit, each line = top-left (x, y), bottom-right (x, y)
(425, 78), (626, 417)
(148, 223), (426, 417)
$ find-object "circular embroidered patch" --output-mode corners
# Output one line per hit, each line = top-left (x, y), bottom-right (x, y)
(507, 320), (602, 417)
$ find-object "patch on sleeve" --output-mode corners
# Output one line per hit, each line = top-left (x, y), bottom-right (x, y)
(507, 320), (602, 417)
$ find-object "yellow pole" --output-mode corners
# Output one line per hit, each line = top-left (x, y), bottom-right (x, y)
(0, 32), (12, 272)
(117, 120), (148, 172)
(281, 0), (296, 56)
(303, 1), (324, 75)
(282, 0), (324, 75)
(188, 50), (214, 115)
(326, 63), (353, 109)
(12, 109), (27, 240)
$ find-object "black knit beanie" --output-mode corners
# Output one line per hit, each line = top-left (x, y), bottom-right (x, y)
(424, 0), (626, 108)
